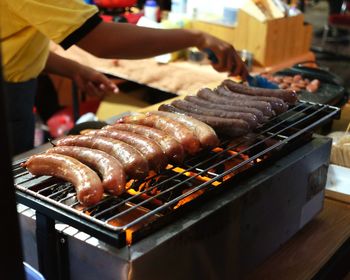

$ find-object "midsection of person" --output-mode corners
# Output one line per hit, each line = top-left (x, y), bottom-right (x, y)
(1, 0), (99, 82)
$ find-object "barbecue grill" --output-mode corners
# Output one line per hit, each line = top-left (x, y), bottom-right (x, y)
(14, 101), (340, 280)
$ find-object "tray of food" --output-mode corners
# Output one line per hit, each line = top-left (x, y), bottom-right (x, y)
(260, 65), (347, 106)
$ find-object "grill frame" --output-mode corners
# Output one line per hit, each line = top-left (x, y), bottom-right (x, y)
(14, 101), (341, 248)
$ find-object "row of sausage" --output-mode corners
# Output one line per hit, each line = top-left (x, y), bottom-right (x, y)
(22, 111), (219, 206)
(159, 79), (298, 137)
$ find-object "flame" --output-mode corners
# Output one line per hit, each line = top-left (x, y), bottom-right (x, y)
(174, 189), (205, 209)
(107, 201), (161, 245)
(109, 219), (134, 244)
(127, 188), (163, 206)
(79, 145), (260, 245)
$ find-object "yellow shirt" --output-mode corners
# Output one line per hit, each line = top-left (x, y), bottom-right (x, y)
(0, 0), (99, 82)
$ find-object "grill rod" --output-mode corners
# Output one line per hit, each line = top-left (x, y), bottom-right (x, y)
(14, 102), (340, 233)
(90, 102), (314, 221)
(115, 103), (339, 230)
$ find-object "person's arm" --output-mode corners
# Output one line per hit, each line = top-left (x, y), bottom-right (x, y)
(75, 22), (247, 77)
(43, 51), (118, 96)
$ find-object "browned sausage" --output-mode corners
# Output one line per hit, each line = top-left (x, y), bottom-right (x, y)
(81, 129), (167, 171)
(148, 111), (220, 148)
(159, 104), (250, 137)
(171, 99), (259, 129)
(121, 113), (201, 155)
(215, 85), (288, 114)
(46, 146), (126, 196)
(55, 135), (149, 179)
(104, 124), (185, 164)
(306, 83), (318, 93)
(22, 153), (103, 206)
(197, 88), (275, 117)
(222, 79), (298, 105)
(184, 95), (267, 123)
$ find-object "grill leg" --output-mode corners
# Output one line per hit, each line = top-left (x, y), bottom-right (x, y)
(36, 212), (70, 280)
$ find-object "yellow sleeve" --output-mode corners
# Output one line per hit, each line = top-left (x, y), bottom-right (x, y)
(7, 0), (99, 44)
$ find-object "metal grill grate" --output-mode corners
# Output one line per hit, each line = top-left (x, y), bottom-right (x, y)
(13, 101), (340, 247)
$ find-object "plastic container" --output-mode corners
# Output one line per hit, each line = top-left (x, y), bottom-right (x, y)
(144, 0), (159, 22)
(171, 0), (187, 14)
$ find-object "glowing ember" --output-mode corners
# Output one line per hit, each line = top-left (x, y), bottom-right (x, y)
(174, 189), (205, 209)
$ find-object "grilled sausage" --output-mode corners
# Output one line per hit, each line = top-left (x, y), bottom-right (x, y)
(184, 95), (267, 123)
(46, 146), (126, 196)
(103, 124), (185, 164)
(149, 111), (220, 148)
(81, 129), (167, 171)
(55, 135), (149, 179)
(215, 85), (288, 114)
(159, 104), (250, 137)
(121, 113), (201, 155)
(171, 99), (259, 129)
(222, 79), (298, 105)
(22, 153), (103, 206)
(197, 88), (274, 117)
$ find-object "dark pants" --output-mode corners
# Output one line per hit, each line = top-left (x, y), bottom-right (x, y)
(4, 79), (37, 155)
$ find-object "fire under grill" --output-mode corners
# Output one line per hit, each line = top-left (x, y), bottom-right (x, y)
(13, 101), (340, 248)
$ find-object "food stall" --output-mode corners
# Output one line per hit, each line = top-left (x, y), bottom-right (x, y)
(3, 0), (350, 280)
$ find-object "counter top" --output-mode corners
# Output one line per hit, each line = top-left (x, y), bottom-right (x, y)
(248, 198), (350, 279)
(52, 44), (315, 96)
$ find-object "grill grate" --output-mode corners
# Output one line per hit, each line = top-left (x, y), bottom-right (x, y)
(14, 101), (340, 247)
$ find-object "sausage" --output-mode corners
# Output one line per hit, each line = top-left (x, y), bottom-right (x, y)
(81, 129), (167, 171)
(215, 85), (288, 114)
(22, 153), (103, 206)
(121, 113), (201, 155)
(148, 111), (220, 148)
(46, 146), (126, 196)
(222, 79), (298, 105)
(171, 99), (259, 129)
(55, 135), (149, 179)
(184, 95), (267, 123)
(306, 79), (320, 93)
(104, 124), (185, 164)
(159, 104), (250, 137)
(197, 88), (274, 117)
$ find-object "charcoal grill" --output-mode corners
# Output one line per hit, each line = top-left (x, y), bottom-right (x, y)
(14, 101), (340, 280)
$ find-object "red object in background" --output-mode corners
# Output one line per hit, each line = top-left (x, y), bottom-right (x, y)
(100, 13), (143, 24)
(93, 0), (137, 8)
(47, 111), (74, 138)
(100, 14), (114, 22)
(47, 99), (101, 138)
(123, 12), (143, 24)
(329, 14), (350, 25)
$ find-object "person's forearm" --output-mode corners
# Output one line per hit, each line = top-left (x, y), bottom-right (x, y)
(76, 22), (205, 59)
(43, 51), (80, 78)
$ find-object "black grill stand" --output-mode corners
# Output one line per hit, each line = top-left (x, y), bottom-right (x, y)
(36, 212), (70, 280)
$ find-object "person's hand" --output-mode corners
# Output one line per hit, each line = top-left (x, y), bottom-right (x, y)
(72, 64), (119, 98)
(44, 51), (119, 97)
(196, 32), (249, 78)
